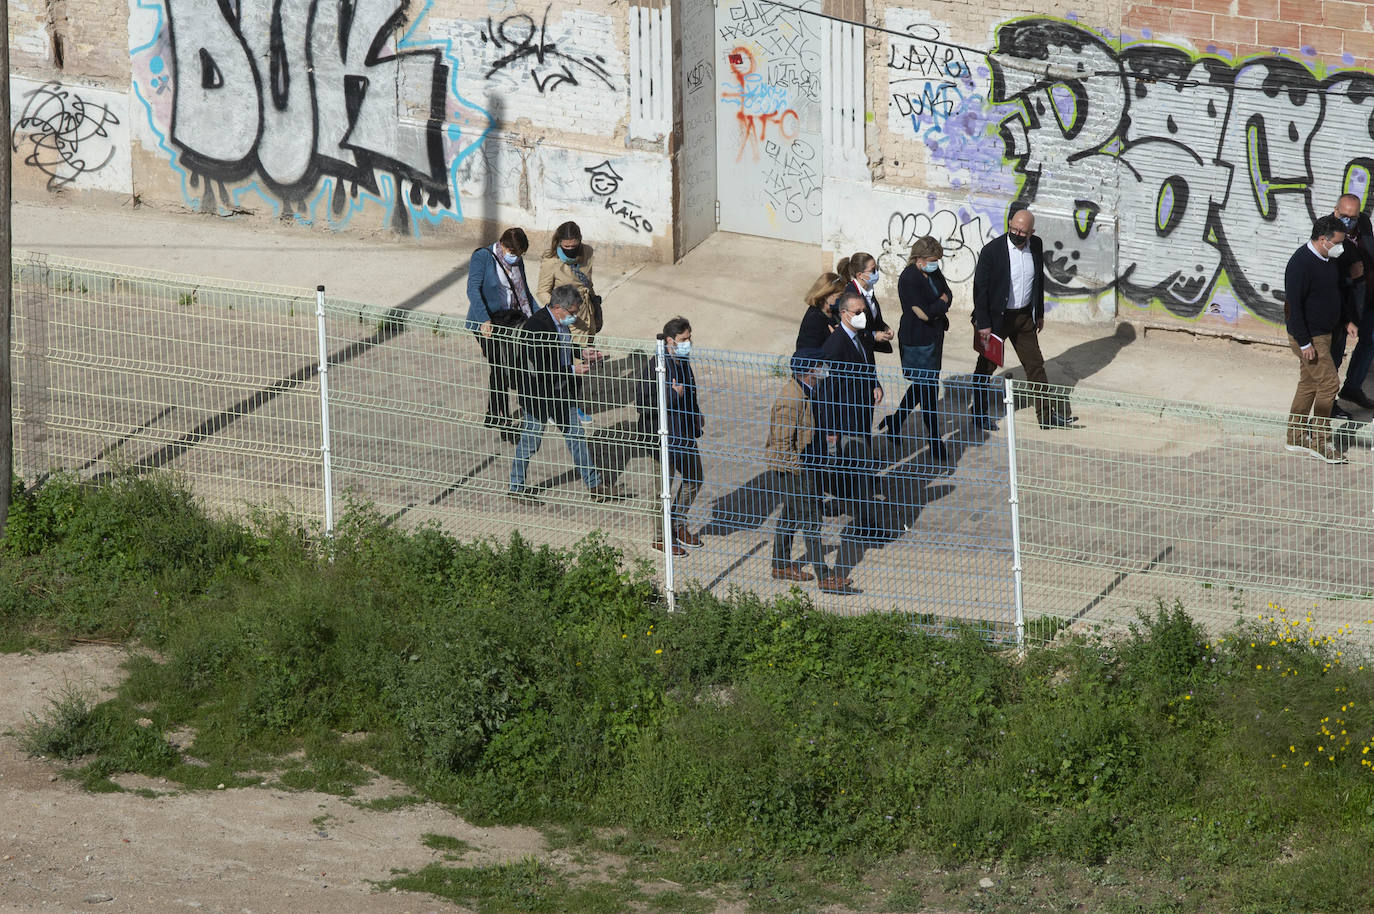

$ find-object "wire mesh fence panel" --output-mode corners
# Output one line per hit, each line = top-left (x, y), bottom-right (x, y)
(11, 255), (325, 520)
(656, 350), (1017, 637)
(1013, 382), (1374, 639)
(13, 253), (1374, 646)
(321, 309), (663, 559)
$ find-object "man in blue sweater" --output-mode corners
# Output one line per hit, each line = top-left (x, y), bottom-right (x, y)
(1284, 214), (1358, 464)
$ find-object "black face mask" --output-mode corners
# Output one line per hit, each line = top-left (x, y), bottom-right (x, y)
(1009, 232), (1029, 248)
(561, 243), (583, 259)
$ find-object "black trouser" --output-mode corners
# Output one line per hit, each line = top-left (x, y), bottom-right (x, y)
(476, 331), (517, 421)
(769, 469), (827, 577)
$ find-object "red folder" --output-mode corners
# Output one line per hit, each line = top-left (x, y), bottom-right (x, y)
(975, 332), (1005, 368)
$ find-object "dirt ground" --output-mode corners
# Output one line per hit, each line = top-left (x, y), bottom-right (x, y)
(0, 644), (567, 914)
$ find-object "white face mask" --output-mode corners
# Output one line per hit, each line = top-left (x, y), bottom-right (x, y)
(1328, 242), (1346, 260)
(849, 311), (868, 331)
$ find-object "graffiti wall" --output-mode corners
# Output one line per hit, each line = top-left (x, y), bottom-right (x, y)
(97, 0), (663, 247)
(992, 18), (1374, 327)
(7, 0), (1374, 304)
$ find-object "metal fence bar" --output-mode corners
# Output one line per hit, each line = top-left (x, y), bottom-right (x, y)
(655, 334), (676, 611)
(1004, 377), (1025, 647)
(315, 285), (335, 538)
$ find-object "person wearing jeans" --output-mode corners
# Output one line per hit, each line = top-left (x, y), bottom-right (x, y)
(882, 234), (951, 468)
(508, 285), (626, 503)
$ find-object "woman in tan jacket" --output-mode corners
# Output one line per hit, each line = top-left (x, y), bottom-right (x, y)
(538, 221), (602, 426)
(538, 221), (601, 340)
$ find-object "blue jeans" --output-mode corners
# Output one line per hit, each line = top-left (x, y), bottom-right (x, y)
(892, 337), (943, 438)
(509, 408), (600, 491)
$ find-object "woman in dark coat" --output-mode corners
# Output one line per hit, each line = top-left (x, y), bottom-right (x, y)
(795, 272), (845, 351)
(879, 236), (950, 464)
(837, 250), (894, 355)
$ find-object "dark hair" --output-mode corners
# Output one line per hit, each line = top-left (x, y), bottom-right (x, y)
(499, 227), (529, 255)
(834, 289), (866, 315)
(836, 251), (875, 282)
(662, 315), (692, 339)
(550, 284), (582, 312)
(547, 221), (583, 258)
(1312, 214), (1346, 241)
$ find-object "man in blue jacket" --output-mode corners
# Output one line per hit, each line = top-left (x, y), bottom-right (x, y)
(467, 227), (536, 433)
(1284, 214), (1358, 464)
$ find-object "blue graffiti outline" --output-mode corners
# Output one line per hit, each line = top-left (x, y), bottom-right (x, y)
(130, 0), (491, 234)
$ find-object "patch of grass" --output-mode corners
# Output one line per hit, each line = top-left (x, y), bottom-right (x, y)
(380, 858), (635, 913)
(421, 833), (474, 855)
(348, 793), (426, 812)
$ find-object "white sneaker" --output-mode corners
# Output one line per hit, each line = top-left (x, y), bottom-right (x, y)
(1309, 442), (1348, 465)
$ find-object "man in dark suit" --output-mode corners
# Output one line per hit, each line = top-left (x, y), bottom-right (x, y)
(970, 207), (1074, 430)
(814, 291), (883, 595)
(508, 285), (627, 504)
(819, 290), (883, 440)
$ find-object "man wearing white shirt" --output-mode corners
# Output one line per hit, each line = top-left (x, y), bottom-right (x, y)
(969, 207), (1074, 430)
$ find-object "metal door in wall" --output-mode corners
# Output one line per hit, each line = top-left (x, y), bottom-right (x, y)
(679, 0), (718, 255)
(714, 0), (823, 243)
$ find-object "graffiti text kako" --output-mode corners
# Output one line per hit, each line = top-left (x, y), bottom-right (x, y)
(12, 81), (121, 190)
(479, 4), (615, 94)
(585, 161), (652, 233)
(165, 0), (450, 231)
(995, 19), (1374, 323)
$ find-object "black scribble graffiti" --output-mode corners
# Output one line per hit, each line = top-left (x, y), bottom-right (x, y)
(585, 160), (623, 196)
(760, 138), (820, 225)
(585, 160), (652, 233)
(11, 81), (121, 191)
(481, 4), (616, 94)
(718, 0), (822, 102)
(876, 210), (993, 285)
(685, 59), (711, 94)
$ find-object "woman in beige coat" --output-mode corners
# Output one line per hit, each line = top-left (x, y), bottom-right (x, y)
(538, 221), (602, 426)
(538, 222), (601, 341)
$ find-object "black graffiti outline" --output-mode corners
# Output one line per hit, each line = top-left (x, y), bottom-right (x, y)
(480, 4), (615, 94)
(991, 18), (1374, 323)
(11, 81), (121, 191)
(164, 0), (452, 233)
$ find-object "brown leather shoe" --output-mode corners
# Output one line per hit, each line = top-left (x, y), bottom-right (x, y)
(674, 525), (703, 548)
(818, 574), (862, 595)
(654, 539), (688, 557)
(771, 565), (814, 582)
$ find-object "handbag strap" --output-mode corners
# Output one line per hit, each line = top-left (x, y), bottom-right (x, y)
(566, 257), (594, 294)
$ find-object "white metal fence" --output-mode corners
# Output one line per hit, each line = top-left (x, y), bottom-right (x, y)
(11, 254), (1374, 644)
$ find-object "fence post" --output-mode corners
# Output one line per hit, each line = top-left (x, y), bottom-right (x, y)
(315, 285), (335, 539)
(1003, 376), (1025, 646)
(655, 335), (676, 611)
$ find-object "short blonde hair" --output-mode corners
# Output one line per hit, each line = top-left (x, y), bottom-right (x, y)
(907, 235), (943, 264)
(803, 272), (845, 310)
